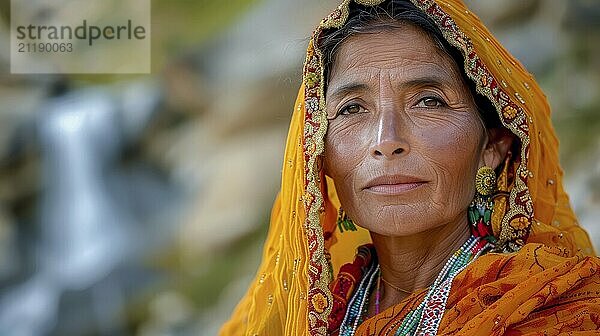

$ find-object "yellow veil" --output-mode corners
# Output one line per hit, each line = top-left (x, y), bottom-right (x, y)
(220, 0), (595, 335)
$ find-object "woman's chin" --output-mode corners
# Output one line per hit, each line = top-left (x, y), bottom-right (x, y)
(359, 217), (438, 237)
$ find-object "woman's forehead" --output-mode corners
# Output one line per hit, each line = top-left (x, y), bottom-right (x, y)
(326, 28), (463, 95)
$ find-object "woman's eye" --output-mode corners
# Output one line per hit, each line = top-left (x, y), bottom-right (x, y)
(417, 96), (445, 108)
(339, 103), (366, 115)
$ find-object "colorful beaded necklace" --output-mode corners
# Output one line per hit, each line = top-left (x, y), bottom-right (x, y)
(338, 235), (491, 336)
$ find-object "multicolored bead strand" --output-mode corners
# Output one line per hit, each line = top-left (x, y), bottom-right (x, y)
(328, 245), (376, 334)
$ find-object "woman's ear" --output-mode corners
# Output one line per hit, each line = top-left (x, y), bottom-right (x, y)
(481, 127), (515, 170)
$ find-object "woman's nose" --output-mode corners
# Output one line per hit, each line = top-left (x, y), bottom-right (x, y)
(370, 111), (409, 159)
(371, 138), (408, 158)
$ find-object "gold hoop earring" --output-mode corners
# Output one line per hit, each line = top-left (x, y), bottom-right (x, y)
(475, 166), (497, 196)
(469, 166), (497, 241)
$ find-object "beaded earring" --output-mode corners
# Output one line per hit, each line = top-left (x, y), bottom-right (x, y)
(337, 208), (357, 233)
(468, 166), (497, 242)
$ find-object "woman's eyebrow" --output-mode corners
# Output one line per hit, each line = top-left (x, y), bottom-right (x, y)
(327, 74), (455, 101)
(327, 82), (369, 101)
(399, 76), (453, 90)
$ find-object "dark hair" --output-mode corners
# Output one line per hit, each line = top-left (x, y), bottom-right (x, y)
(318, 0), (501, 129)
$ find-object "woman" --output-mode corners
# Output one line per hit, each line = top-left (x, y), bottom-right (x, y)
(221, 0), (600, 335)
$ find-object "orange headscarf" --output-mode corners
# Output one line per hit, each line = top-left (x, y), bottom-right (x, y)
(220, 1), (597, 335)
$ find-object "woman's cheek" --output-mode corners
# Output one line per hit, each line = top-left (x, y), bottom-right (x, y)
(326, 121), (372, 166)
(419, 119), (483, 208)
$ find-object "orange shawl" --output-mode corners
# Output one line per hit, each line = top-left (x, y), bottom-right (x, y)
(220, 0), (598, 335)
(358, 244), (600, 335)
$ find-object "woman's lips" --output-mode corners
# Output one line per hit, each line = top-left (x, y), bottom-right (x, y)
(362, 174), (427, 195)
(365, 182), (426, 194)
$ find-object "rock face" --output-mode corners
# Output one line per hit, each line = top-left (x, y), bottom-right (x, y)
(0, 0), (598, 335)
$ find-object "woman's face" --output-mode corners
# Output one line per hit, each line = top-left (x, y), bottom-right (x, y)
(323, 24), (488, 237)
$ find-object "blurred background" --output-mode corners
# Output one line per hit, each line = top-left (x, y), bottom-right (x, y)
(0, 0), (598, 335)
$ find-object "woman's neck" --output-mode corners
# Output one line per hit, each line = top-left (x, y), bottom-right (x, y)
(368, 211), (471, 314)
